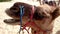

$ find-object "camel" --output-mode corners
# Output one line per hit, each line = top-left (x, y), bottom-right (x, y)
(4, 2), (60, 34)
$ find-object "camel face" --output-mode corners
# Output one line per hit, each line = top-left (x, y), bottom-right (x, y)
(4, 2), (60, 24)
(4, 2), (36, 25)
(4, 2), (60, 33)
(5, 2), (33, 19)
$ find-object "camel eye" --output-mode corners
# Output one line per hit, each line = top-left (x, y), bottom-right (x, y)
(42, 12), (45, 15)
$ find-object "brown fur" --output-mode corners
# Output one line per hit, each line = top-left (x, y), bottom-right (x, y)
(4, 2), (60, 34)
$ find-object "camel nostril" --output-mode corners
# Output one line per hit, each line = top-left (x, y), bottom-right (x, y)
(13, 8), (17, 10)
(10, 8), (18, 10)
(10, 7), (19, 11)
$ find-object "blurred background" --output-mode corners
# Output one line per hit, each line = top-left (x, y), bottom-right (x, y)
(0, 0), (11, 2)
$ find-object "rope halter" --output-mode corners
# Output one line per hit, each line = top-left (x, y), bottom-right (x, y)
(19, 6), (24, 34)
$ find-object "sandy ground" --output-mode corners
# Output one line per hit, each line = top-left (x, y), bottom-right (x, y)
(0, 0), (60, 34)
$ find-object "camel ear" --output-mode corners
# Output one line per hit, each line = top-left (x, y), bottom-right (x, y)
(52, 7), (60, 20)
